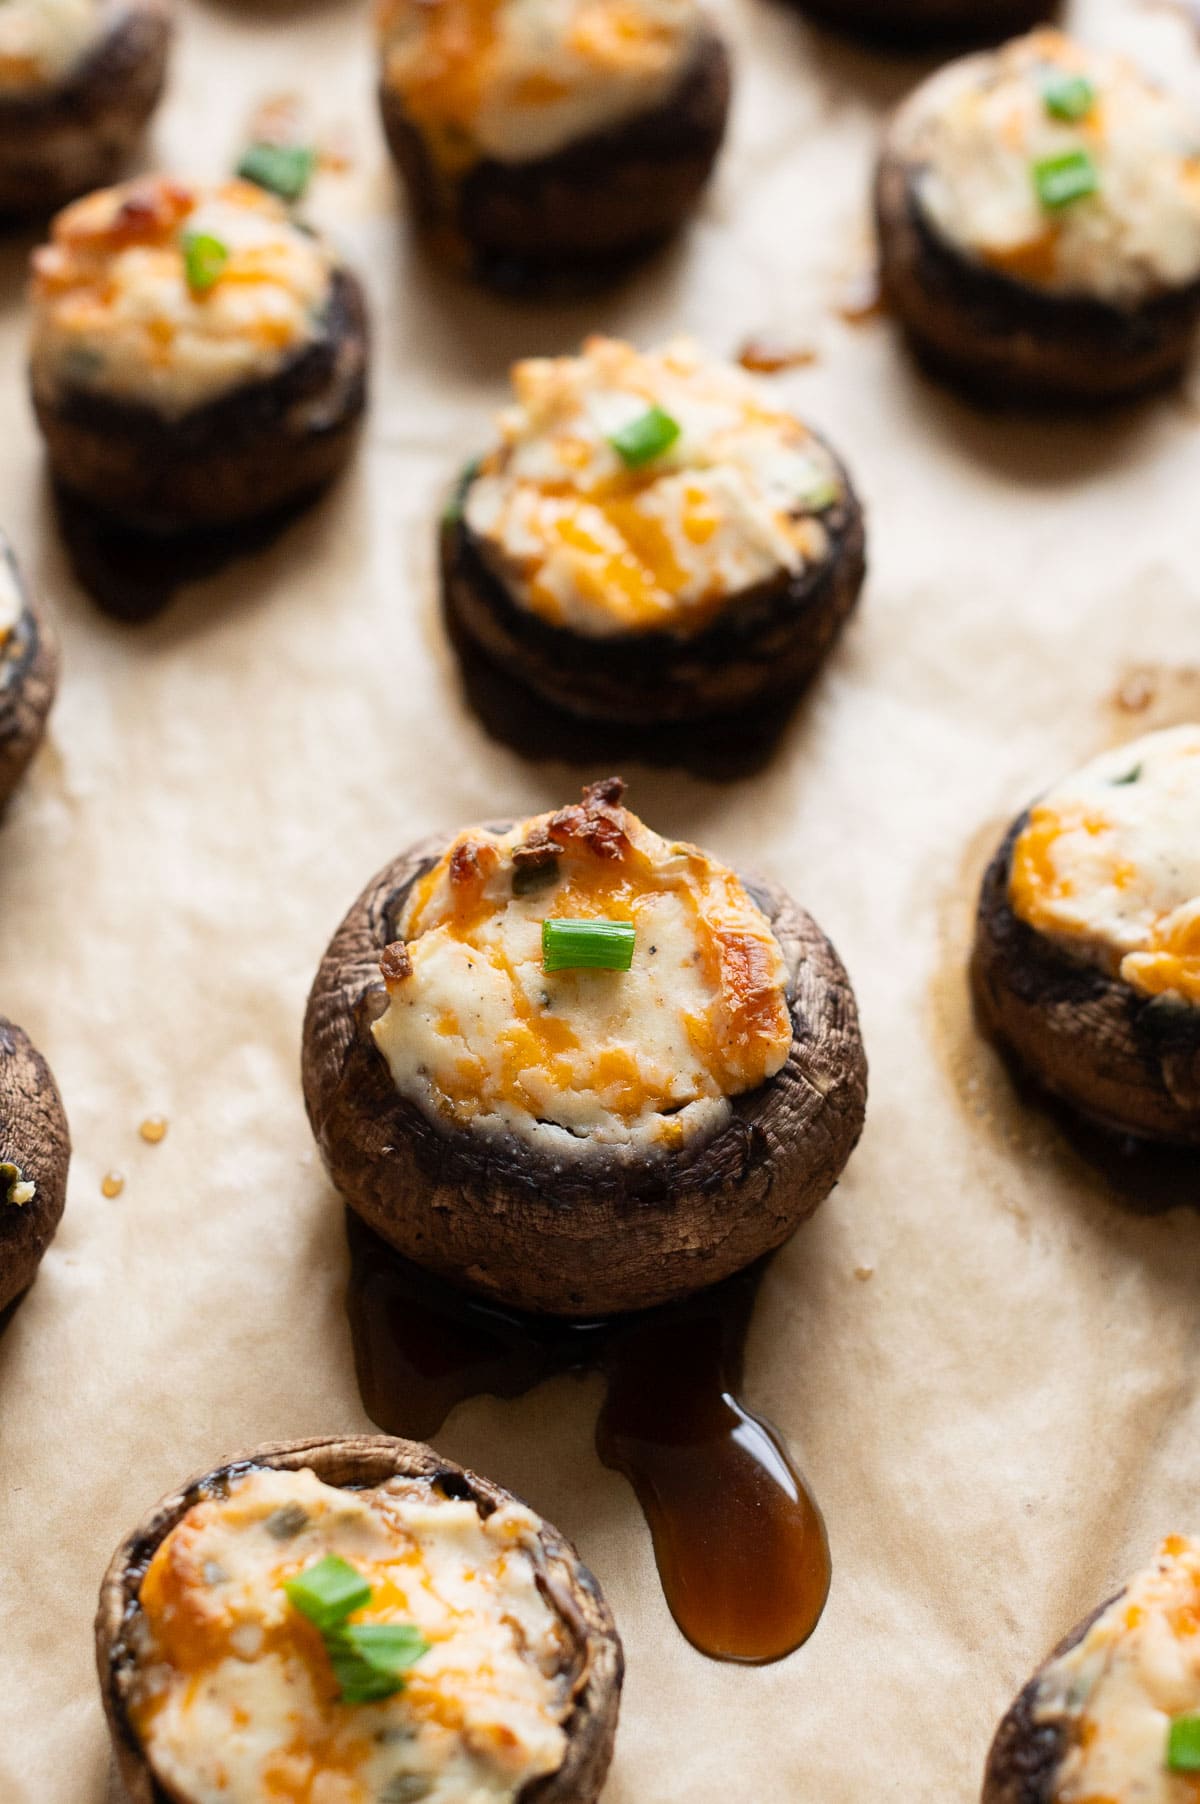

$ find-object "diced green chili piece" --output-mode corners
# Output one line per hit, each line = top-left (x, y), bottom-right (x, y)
(1167, 1715), (1200, 1772)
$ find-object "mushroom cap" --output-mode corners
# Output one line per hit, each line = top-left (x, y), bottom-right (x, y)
(972, 818), (1200, 1145)
(0, 545), (58, 814)
(32, 267), (369, 533)
(981, 1593), (1118, 1804)
(0, 1016), (70, 1315)
(0, 0), (172, 216)
(442, 453), (865, 726)
(378, 26), (730, 292)
(95, 1434), (623, 1804)
(302, 823), (868, 1316)
(874, 81), (1200, 403)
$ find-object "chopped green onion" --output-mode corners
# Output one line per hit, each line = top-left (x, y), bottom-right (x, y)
(237, 141), (317, 203)
(1041, 73), (1095, 122)
(800, 474), (841, 511)
(182, 230), (229, 294)
(1112, 763), (1142, 787)
(327, 1623), (430, 1704)
(543, 918), (635, 973)
(284, 1555), (372, 1632)
(1168, 1715), (1200, 1772)
(608, 407), (680, 469)
(1033, 149), (1098, 211)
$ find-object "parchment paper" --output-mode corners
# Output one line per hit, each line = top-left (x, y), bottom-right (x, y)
(4, 0), (1200, 1796)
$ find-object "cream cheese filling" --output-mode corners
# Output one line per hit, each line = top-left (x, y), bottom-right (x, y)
(30, 178), (336, 417)
(1008, 724), (1200, 1006)
(130, 1467), (573, 1804)
(371, 784), (793, 1155)
(0, 0), (111, 92)
(379, 0), (702, 167)
(465, 337), (844, 639)
(900, 30), (1200, 305)
(1035, 1537), (1200, 1804)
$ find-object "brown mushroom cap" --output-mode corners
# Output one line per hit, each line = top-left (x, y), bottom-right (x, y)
(302, 801), (868, 1316)
(796, 0), (1053, 46)
(95, 1434), (623, 1804)
(32, 267), (369, 534)
(0, 544), (58, 814)
(0, 0), (172, 216)
(442, 452), (866, 726)
(972, 818), (1200, 1145)
(0, 1016), (70, 1315)
(981, 1594), (1117, 1804)
(874, 80), (1200, 404)
(379, 26), (730, 292)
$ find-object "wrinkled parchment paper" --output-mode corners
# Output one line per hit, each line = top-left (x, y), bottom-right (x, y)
(4, 0), (1200, 1796)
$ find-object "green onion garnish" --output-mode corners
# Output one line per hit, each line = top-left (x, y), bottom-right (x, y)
(182, 230), (229, 294)
(1168, 1715), (1200, 1772)
(543, 918), (635, 973)
(284, 1555), (372, 1633)
(326, 1623), (430, 1704)
(237, 141), (317, 203)
(284, 1556), (428, 1704)
(1042, 73), (1095, 122)
(0, 1160), (33, 1206)
(1033, 149), (1098, 211)
(608, 407), (681, 469)
(1112, 763), (1142, 786)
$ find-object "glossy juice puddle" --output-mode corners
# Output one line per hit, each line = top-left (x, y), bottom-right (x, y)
(346, 1211), (831, 1664)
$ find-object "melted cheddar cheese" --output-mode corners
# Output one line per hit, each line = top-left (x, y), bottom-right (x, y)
(464, 338), (844, 639)
(128, 1467), (574, 1804)
(1009, 726), (1200, 1006)
(1035, 1537), (1200, 1804)
(898, 30), (1200, 304)
(377, 0), (700, 167)
(30, 178), (336, 417)
(371, 779), (793, 1153)
(0, 0), (110, 92)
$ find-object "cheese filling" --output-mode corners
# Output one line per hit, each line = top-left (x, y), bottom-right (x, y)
(30, 178), (336, 417)
(371, 779), (793, 1154)
(128, 1467), (575, 1804)
(1034, 1536), (1200, 1804)
(0, 0), (110, 92)
(464, 338), (845, 639)
(1009, 725), (1200, 1006)
(900, 30), (1200, 305)
(377, 0), (702, 168)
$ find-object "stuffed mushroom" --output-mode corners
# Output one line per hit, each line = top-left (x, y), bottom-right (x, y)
(375, 0), (730, 290)
(0, 1016), (69, 1316)
(443, 337), (866, 727)
(876, 30), (1200, 403)
(0, 0), (171, 216)
(972, 725), (1200, 1146)
(303, 777), (867, 1316)
(96, 1435), (622, 1804)
(796, 0), (1051, 48)
(29, 175), (369, 535)
(983, 1536), (1200, 1804)
(0, 536), (58, 814)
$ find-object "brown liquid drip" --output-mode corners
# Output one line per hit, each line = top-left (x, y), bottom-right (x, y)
(345, 1211), (831, 1665)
